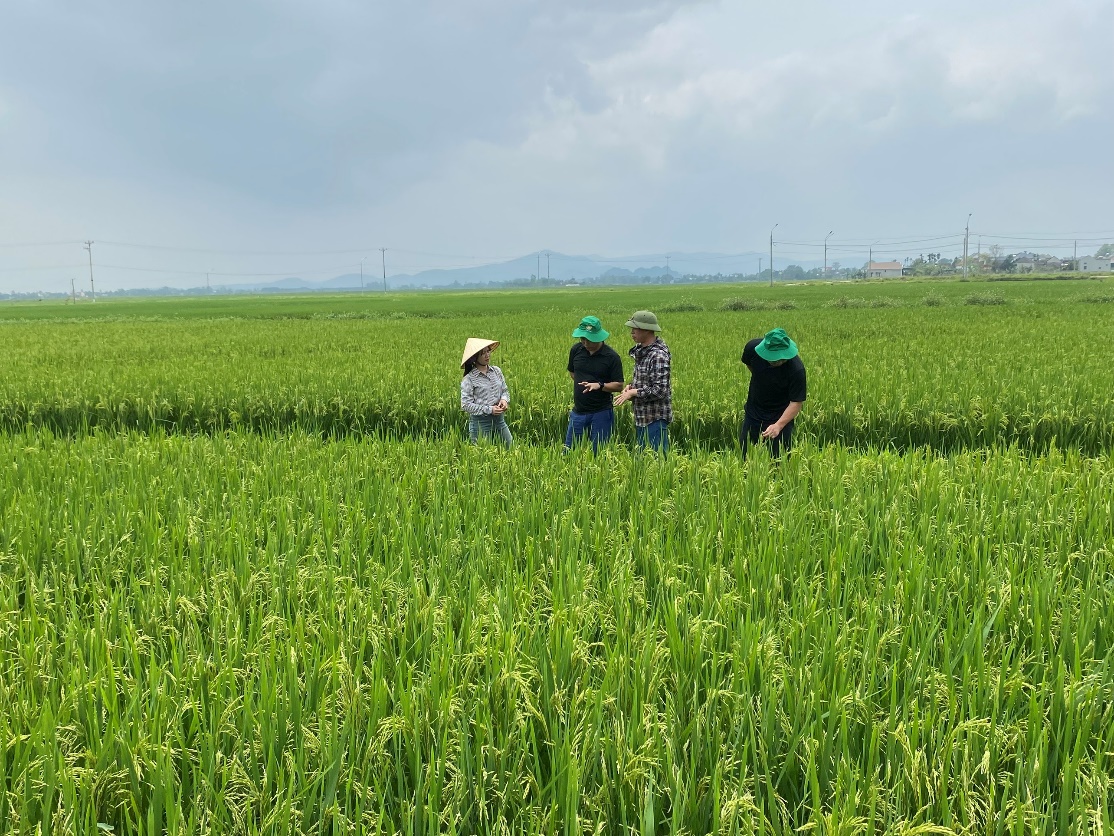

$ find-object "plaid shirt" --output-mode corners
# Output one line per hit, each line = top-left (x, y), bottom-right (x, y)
(628, 338), (672, 426)
(461, 365), (510, 415)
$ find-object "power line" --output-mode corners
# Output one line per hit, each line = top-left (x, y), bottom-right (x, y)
(0, 240), (83, 249)
(98, 263), (363, 278)
(96, 240), (377, 257)
(0, 264), (85, 272)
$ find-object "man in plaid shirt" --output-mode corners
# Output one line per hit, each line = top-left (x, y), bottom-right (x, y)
(614, 310), (672, 453)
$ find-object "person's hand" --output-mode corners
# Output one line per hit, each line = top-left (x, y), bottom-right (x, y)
(579, 381), (603, 393)
(492, 400), (508, 415)
(761, 423), (782, 440)
(614, 386), (637, 406)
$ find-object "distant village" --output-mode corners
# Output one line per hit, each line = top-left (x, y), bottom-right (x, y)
(863, 245), (1114, 280)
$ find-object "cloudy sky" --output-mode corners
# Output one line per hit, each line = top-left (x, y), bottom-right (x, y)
(1, 0), (1111, 291)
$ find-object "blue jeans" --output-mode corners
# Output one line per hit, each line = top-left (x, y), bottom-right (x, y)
(469, 414), (513, 445)
(564, 408), (615, 452)
(635, 420), (669, 454)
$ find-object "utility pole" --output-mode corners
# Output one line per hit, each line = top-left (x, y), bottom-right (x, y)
(537, 252), (541, 281)
(206, 269), (211, 293)
(380, 248), (387, 292)
(665, 254), (671, 276)
(71, 278), (77, 304)
(758, 258), (762, 279)
(824, 230), (834, 276)
(360, 256), (365, 290)
(1073, 240), (1077, 272)
(769, 224), (778, 287)
(962, 214), (971, 280)
(84, 240), (95, 302)
(546, 251), (550, 281)
(868, 245), (873, 274)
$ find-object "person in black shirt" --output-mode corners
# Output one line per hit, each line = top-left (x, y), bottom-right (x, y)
(740, 328), (807, 457)
(565, 315), (625, 451)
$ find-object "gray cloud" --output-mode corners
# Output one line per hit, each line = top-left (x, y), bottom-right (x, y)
(0, 0), (1110, 291)
(1, 0), (701, 206)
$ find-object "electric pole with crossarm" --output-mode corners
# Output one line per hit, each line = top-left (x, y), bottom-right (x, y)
(84, 240), (95, 302)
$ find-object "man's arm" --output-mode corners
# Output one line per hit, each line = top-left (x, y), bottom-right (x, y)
(741, 342), (757, 374)
(583, 380), (621, 392)
(761, 401), (803, 439)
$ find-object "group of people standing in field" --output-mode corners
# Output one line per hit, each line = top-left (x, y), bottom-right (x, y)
(460, 310), (807, 456)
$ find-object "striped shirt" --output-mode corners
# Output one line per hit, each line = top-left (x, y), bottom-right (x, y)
(628, 338), (672, 426)
(461, 365), (510, 416)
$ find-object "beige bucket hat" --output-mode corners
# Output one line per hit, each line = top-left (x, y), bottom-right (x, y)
(461, 337), (499, 368)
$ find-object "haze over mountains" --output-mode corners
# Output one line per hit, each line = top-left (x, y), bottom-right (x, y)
(221, 251), (769, 292)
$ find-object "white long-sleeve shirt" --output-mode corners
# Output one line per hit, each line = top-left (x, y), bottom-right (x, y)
(460, 365), (510, 415)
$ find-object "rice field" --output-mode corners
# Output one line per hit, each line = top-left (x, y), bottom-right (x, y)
(2, 281), (1113, 452)
(1, 279), (1113, 834)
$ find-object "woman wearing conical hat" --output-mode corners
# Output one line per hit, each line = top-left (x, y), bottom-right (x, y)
(460, 338), (513, 446)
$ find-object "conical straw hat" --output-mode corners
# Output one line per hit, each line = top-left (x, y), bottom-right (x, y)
(461, 337), (499, 368)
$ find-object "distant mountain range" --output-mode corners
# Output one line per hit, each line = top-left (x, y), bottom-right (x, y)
(217, 250), (773, 292)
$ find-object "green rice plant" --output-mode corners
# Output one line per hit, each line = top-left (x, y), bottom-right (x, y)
(0, 433), (1112, 833)
(824, 296), (869, 308)
(869, 296), (901, 308)
(719, 297), (769, 311)
(964, 291), (1007, 306)
(1069, 292), (1114, 304)
(2, 282), (1113, 454)
(659, 299), (705, 313)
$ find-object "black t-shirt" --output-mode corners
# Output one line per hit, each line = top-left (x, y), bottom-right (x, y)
(741, 338), (807, 423)
(568, 342), (624, 413)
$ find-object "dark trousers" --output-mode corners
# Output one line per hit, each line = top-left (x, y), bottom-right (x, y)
(740, 416), (793, 458)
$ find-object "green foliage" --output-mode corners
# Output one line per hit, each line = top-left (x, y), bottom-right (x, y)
(825, 296), (869, 308)
(1, 434), (1112, 832)
(1070, 291), (1114, 304)
(2, 283), (1114, 453)
(719, 297), (769, 311)
(2, 280), (1114, 833)
(964, 291), (1007, 306)
(658, 298), (705, 313)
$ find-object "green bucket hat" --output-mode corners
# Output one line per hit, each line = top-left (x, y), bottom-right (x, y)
(625, 310), (661, 331)
(572, 315), (609, 342)
(754, 328), (798, 362)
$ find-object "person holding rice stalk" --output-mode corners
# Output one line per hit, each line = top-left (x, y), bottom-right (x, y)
(740, 327), (807, 458)
(460, 338), (512, 445)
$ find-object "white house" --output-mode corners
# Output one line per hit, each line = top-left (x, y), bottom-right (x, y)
(1079, 256), (1114, 273)
(865, 261), (903, 278)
